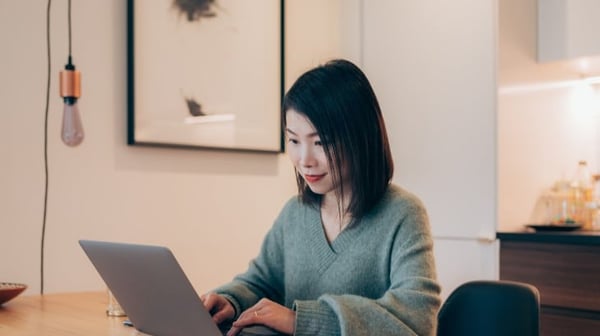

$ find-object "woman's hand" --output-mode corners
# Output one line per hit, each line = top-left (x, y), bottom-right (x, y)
(201, 292), (235, 325)
(227, 298), (295, 336)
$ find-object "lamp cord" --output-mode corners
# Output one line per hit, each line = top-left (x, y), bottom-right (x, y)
(41, 0), (52, 295)
(68, 0), (72, 60)
(41, 0), (73, 295)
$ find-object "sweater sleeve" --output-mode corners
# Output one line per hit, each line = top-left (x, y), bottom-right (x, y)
(293, 200), (441, 336)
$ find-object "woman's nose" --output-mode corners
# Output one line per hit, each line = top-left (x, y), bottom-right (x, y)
(299, 146), (316, 167)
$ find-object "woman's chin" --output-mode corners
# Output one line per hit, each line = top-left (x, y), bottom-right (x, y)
(307, 184), (331, 195)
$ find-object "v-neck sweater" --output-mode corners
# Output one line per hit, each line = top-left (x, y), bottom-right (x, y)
(215, 185), (441, 336)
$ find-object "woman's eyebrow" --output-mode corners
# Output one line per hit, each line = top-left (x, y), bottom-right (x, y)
(285, 128), (319, 137)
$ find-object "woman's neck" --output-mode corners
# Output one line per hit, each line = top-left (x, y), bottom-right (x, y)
(320, 192), (352, 243)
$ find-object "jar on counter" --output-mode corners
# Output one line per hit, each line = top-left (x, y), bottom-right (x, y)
(543, 180), (576, 225)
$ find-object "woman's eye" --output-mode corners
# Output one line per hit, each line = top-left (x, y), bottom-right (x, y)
(288, 138), (299, 144)
(315, 140), (322, 146)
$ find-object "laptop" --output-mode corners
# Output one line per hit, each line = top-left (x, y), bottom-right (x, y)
(79, 240), (279, 336)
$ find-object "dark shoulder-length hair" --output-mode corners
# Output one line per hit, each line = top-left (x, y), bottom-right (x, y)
(282, 59), (394, 219)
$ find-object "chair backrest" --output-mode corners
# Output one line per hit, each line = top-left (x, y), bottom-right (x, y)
(437, 280), (540, 336)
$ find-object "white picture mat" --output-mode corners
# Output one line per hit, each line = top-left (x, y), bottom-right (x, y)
(131, 0), (282, 152)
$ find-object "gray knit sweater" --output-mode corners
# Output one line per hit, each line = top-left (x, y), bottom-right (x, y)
(216, 185), (441, 335)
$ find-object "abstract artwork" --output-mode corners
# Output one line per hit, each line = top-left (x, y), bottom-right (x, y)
(127, 0), (284, 152)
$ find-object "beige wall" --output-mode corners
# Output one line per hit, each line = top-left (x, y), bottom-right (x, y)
(0, 0), (352, 295)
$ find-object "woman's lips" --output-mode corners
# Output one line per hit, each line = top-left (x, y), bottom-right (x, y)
(304, 174), (325, 183)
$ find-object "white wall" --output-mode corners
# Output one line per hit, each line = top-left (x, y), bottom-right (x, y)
(0, 0), (348, 295)
(498, 0), (600, 231)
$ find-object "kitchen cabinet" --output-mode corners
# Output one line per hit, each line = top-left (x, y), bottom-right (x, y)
(498, 231), (600, 336)
(538, 0), (600, 62)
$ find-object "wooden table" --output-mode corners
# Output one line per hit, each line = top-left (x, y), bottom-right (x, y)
(0, 291), (148, 335)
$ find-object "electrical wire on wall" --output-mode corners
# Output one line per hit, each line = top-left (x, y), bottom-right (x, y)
(42, 0), (81, 295)
(41, 0), (52, 296)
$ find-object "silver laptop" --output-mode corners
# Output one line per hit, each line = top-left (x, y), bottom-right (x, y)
(79, 240), (281, 336)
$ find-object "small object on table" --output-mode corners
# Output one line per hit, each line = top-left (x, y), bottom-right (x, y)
(0, 282), (27, 305)
(106, 289), (127, 317)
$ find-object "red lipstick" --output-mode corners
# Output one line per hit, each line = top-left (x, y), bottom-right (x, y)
(304, 174), (325, 183)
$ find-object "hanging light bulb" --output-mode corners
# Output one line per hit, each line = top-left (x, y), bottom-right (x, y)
(59, 56), (84, 146)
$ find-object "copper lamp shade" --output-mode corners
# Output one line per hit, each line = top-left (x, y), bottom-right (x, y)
(59, 68), (81, 99)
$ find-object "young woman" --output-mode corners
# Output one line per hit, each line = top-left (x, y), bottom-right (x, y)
(202, 59), (441, 336)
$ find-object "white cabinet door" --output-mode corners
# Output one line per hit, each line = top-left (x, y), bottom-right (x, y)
(538, 0), (600, 62)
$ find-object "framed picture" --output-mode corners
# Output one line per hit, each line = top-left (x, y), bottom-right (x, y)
(127, 0), (284, 153)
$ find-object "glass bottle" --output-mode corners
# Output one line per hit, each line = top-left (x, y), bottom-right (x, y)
(570, 161), (593, 229)
(592, 174), (600, 231)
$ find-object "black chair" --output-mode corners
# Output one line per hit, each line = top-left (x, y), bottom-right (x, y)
(437, 280), (540, 336)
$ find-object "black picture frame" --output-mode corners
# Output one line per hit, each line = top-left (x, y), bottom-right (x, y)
(127, 0), (285, 153)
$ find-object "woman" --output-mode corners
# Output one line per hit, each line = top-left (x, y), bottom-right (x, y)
(202, 59), (441, 336)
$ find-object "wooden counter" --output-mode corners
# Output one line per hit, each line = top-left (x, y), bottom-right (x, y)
(497, 230), (600, 246)
(498, 230), (600, 336)
(0, 291), (145, 335)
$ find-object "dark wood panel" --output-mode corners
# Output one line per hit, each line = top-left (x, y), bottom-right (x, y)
(541, 309), (600, 336)
(497, 231), (600, 246)
(500, 241), (600, 311)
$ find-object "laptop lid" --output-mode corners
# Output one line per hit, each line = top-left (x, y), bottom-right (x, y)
(79, 239), (222, 336)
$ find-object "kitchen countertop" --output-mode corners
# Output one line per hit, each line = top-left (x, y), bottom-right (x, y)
(497, 229), (600, 246)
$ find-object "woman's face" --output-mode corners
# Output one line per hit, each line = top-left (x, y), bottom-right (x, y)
(285, 109), (338, 197)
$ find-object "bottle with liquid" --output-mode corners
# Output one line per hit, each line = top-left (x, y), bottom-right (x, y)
(570, 160), (594, 229)
(591, 174), (600, 231)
